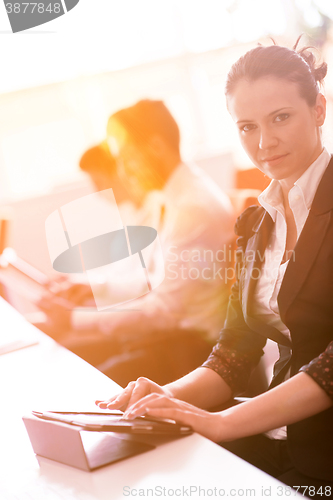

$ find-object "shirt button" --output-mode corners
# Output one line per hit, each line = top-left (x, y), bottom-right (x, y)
(294, 195), (300, 201)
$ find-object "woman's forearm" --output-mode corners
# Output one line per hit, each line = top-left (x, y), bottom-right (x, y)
(96, 366), (232, 414)
(121, 372), (333, 444)
(218, 372), (333, 442)
(165, 366), (233, 409)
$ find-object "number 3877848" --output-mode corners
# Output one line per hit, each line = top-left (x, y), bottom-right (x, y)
(5, 3), (61, 14)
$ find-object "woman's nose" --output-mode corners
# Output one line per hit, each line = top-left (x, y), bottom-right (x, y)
(259, 127), (278, 150)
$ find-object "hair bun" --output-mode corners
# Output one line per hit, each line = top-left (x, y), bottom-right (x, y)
(226, 37), (327, 106)
(313, 62), (328, 82)
(298, 47), (327, 83)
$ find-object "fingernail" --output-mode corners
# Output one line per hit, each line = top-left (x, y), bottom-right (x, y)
(125, 408), (147, 419)
(123, 412), (134, 420)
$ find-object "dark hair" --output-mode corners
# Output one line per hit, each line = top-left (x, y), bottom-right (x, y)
(225, 38), (327, 106)
(79, 142), (116, 175)
(111, 99), (180, 156)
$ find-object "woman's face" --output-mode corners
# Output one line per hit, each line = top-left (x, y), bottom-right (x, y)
(227, 77), (326, 188)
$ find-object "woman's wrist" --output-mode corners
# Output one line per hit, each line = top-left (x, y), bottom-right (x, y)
(211, 410), (239, 443)
(162, 381), (181, 400)
(213, 401), (263, 443)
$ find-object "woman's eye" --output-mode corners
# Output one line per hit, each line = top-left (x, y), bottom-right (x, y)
(274, 113), (289, 122)
(240, 123), (256, 132)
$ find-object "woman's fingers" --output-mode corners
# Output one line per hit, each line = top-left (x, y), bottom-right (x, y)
(95, 395), (122, 409)
(95, 379), (162, 412)
(122, 394), (222, 441)
(124, 393), (177, 418)
(96, 388), (224, 443)
(146, 407), (193, 425)
(126, 378), (162, 409)
(95, 378), (166, 412)
(95, 380), (137, 411)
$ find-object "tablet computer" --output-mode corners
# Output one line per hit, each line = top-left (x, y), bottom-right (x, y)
(31, 410), (193, 435)
(23, 413), (156, 471)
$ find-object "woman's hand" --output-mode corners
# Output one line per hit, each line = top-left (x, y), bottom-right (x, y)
(122, 393), (224, 442)
(95, 377), (173, 412)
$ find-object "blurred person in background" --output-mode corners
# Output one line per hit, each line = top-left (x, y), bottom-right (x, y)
(41, 100), (235, 385)
(79, 140), (137, 223)
(79, 140), (130, 205)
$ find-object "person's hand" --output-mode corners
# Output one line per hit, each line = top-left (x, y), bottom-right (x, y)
(121, 393), (224, 442)
(46, 280), (93, 306)
(95, 377), (173, 412)
(37, 280), (93, 331)
(37, 291), (72, 331)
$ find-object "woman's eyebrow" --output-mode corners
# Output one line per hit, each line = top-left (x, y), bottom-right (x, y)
(236, 107), (294, 124)
(268, 106), (294, 116)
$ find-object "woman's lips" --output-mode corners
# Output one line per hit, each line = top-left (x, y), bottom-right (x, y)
(262, 154), (289, 167)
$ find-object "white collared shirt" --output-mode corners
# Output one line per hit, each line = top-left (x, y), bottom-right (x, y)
(254, 147), (331, 439)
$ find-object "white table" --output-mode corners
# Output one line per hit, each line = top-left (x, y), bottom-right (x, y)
(0, 298), (300, 499)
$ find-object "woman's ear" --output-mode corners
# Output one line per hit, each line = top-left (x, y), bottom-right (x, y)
(314, 93), (326, 127)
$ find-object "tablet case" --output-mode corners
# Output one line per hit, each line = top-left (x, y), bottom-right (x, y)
(31, 410), (192, 434)
(23, 414), (155, 471)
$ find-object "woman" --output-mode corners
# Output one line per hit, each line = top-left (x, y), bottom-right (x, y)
(96, 40), (333, 492)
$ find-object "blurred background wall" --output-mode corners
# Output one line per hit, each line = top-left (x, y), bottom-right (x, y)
(1, 0), (333, 274)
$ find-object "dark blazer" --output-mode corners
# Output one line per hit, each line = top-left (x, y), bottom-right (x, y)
(204, 156), (333, 481)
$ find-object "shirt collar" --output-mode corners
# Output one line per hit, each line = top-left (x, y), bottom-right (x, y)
(258, 147), (331, 221)
(294, 147), (331, 210)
